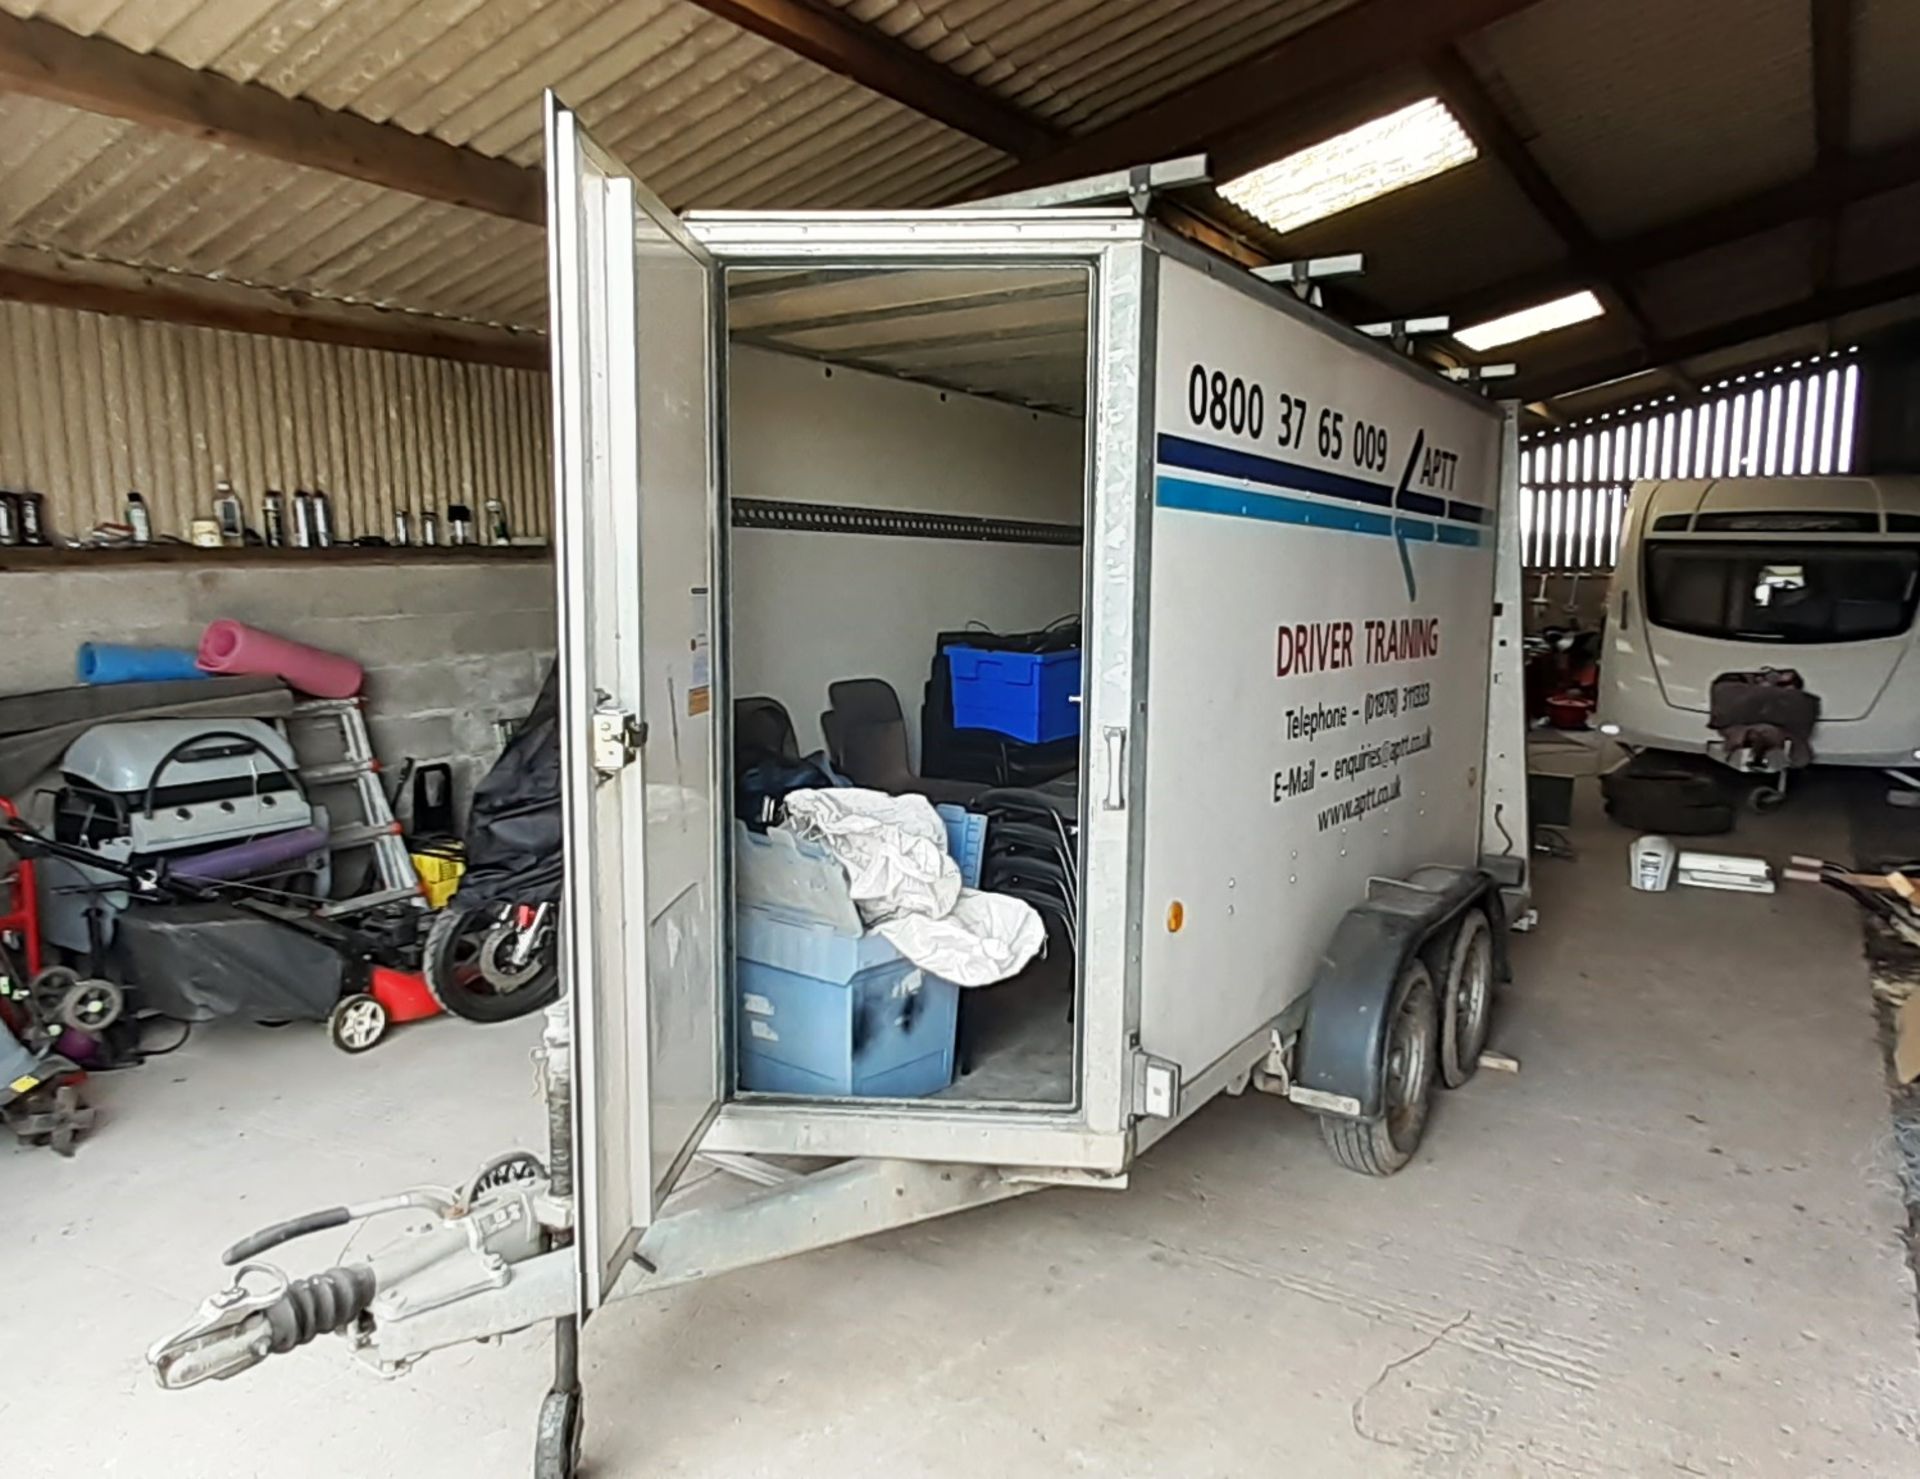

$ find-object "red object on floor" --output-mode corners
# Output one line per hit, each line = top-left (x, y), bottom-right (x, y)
(0, 797), (42, 977)
(370, 965), (442, 1024)
(1545, 693), (1595, 729)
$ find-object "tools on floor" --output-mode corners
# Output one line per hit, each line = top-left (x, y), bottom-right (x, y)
(1784, 855), (1920, 948)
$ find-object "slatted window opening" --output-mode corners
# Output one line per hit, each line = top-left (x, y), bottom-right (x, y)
(1519, 350), (1862, 572)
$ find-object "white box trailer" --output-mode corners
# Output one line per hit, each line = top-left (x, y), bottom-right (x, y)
(148, 100), (1533, 1477)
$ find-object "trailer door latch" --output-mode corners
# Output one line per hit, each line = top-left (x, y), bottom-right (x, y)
(591, 706), (645, 777)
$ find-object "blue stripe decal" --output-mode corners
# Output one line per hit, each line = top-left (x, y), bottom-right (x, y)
(1156, 475), (1394, 535)
(1155, 431), (1488, 524)
(1155, 474), (1483, 547)
(1157, 433), (1392, 508)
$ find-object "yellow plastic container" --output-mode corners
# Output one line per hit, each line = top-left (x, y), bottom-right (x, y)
(411, 849), (466, 909)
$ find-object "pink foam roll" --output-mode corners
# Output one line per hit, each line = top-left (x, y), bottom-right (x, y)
(197, 619), (363, 698)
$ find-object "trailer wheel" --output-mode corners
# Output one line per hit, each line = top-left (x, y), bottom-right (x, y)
(1317, 957), (1438, 1176)
(533, 1387), (582, 1479)
(1440, 909), (1494, 1089)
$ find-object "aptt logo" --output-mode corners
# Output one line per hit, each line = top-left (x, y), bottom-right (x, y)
(1391, 431), (1425, 602)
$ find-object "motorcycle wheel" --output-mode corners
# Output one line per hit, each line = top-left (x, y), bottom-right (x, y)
(422, 905), (560, 1024)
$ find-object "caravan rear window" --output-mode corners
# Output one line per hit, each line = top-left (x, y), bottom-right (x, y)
(1643, 542), (1920, 643)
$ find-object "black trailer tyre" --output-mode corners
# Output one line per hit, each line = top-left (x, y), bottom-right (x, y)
(1440, 908), (1494, 1089)
(533, 1388), (583, 1479)
(1318, 957), (1439, 1176)
(329, 993), (388, 1053)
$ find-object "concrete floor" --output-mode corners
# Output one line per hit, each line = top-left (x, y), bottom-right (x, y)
(11, 780), (1920, 1477)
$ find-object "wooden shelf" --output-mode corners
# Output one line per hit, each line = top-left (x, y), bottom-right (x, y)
(0, 543), (550, 573)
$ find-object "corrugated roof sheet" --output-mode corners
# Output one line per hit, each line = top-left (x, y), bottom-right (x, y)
(822, 0), (1364, 134)
(1636, 225), (1817, 340)
(1853, 0), (1920, 150)
(0, 92), (551, 329)
(1837, 181), (1920, 288)
(3, 0), (1920, 427)
(0, 0), (1008, 328)
(1465, 0), (1816, 238)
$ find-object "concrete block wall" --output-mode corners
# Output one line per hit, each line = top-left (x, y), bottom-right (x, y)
(0, 556), (556, 820)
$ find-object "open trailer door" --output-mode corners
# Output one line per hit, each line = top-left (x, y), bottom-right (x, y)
(547, 94), (726, 1312)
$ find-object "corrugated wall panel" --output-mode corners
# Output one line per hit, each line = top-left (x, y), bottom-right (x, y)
(0, 302), (550, 543)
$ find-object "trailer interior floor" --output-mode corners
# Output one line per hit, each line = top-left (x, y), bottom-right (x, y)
(13, 776), (1920, 1477)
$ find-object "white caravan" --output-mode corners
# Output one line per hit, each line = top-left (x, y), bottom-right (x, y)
(1601, 476), (1920, 773)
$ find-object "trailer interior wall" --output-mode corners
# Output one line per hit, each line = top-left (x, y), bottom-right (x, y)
(720, 269), (1093, 1114)
(727, 349), (1083, 764)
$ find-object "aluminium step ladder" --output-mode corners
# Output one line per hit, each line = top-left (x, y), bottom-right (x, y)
(285, 698), (425, 917)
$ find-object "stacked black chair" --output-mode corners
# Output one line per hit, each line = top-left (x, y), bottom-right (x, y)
(974, 778), (1079, 956)
(821, 678), (984, 805)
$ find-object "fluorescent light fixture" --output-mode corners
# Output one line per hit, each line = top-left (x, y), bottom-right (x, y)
(1218, 98), (1478, 234)
(1457, 290), (1606, 351)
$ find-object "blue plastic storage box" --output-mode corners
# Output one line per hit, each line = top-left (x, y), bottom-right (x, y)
(735, 907), (960, 1097)
(947, 645), (1082, 744)
(935, 803), (987, 888)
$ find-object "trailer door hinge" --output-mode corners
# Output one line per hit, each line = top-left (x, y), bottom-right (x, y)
(591, 706), (645, 777)
(1132, 1051), (1181, 1121)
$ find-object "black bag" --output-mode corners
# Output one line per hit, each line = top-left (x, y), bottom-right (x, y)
(1601, 754), (1734, 835)
(455, 665), (562, 909)
(114, 901), (343, 1023)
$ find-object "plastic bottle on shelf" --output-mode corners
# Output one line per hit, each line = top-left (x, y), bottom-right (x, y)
(214, 480), (244, 546)
(126, 491), (153, 544)
(311, 489), (335, 548)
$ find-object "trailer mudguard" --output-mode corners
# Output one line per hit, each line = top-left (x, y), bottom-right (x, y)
(1293, 864), (1505, 1120)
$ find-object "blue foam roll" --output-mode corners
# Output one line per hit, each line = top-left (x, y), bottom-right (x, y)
(77, 642), (209, 685)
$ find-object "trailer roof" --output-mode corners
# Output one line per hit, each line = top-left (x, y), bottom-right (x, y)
(0, 0), (1914, 423)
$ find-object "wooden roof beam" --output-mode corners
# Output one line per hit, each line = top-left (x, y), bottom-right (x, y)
(959, 0), (1549, 200)
(1809, 0), (1858, 297)
(1514, 263), (1920, 403)
(681, 0), (1057, 159)
(0, 252), (546, 370)
(0, 11), (543, 224)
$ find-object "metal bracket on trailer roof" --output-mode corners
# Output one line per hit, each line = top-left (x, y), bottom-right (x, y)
(1252, 254), (1367, 309)
(1444, 363), (1519, 384)
(1358, 315), (1452, 352)
(963, 154), (1211, 213)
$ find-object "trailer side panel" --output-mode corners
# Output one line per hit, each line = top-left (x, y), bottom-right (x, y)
(1139, 258), (1504, 1083)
